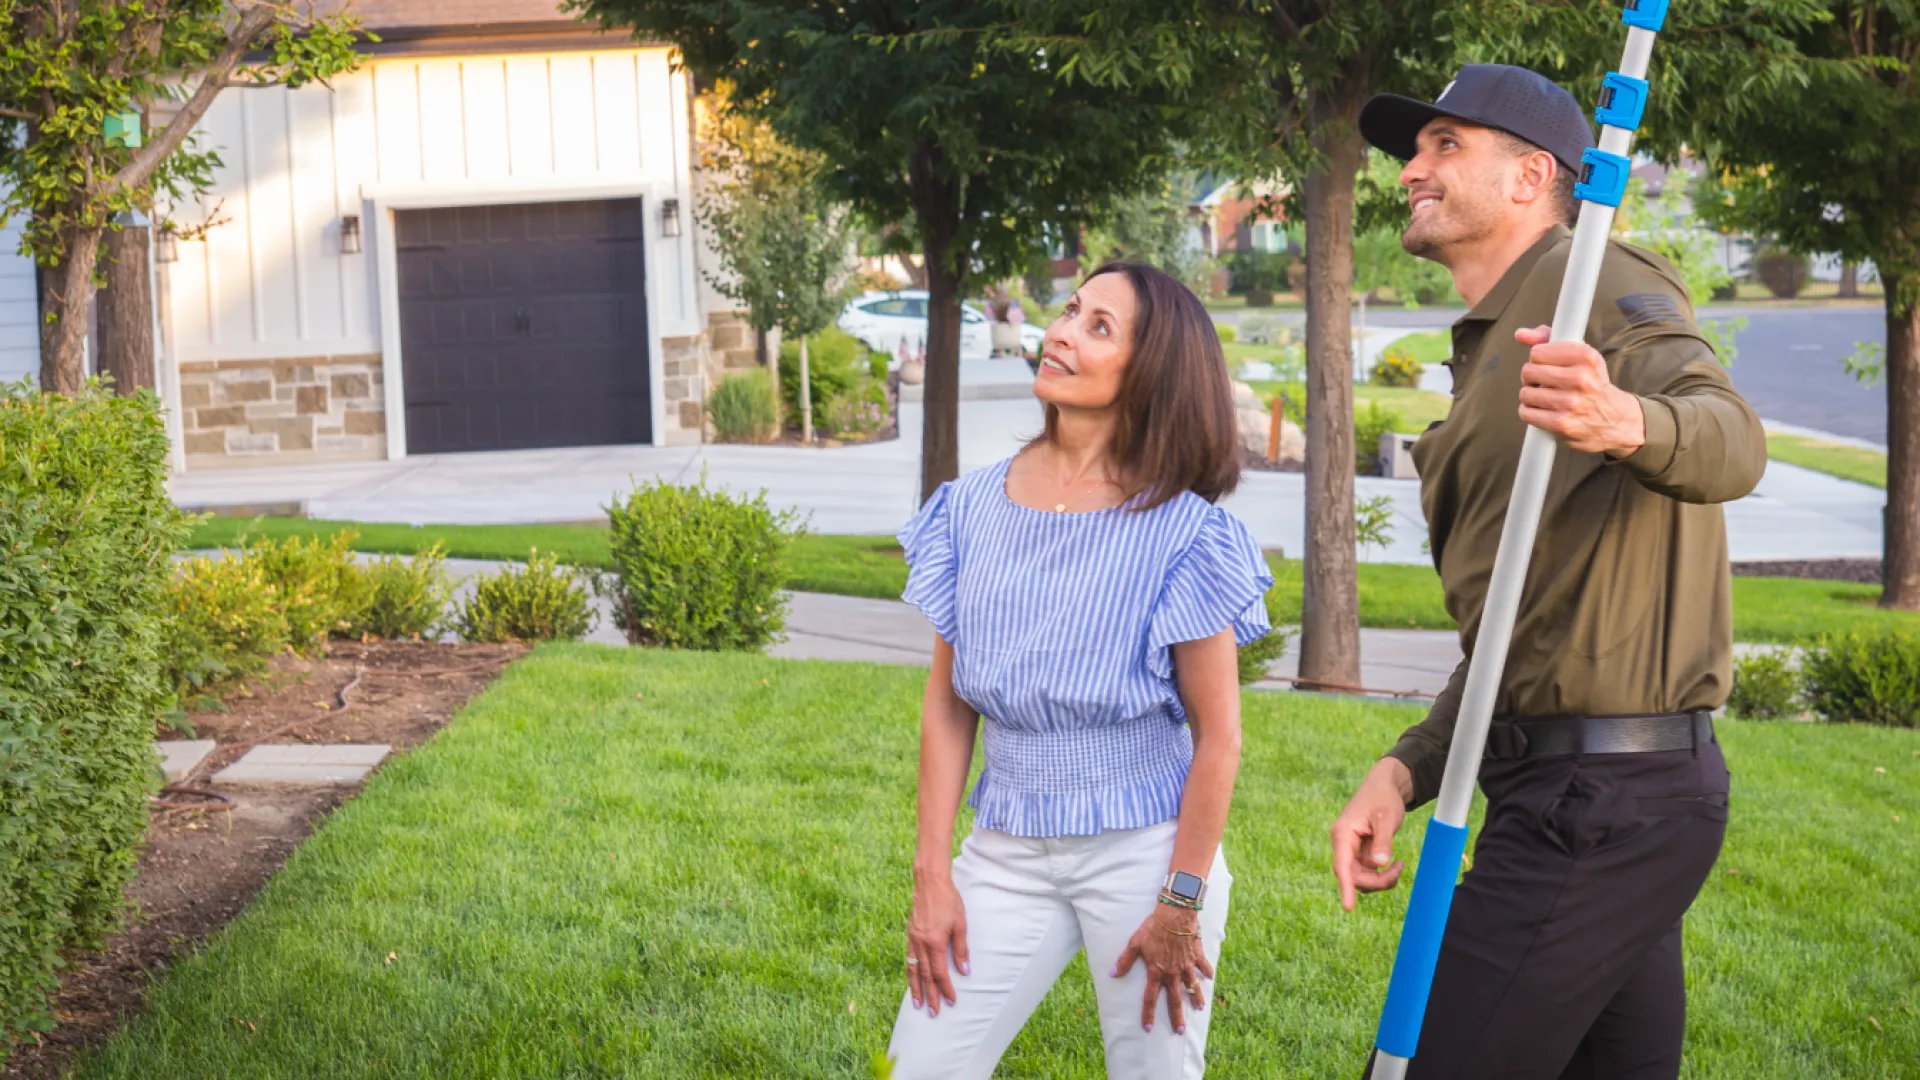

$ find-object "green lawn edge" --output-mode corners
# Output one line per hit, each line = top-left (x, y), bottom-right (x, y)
(68, 646), (1920, 1078)
(185, 517), (1915, 645)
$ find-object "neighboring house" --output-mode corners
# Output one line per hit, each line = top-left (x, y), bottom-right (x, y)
(1, 1), (756, 470)
(0, 220), (35, 385)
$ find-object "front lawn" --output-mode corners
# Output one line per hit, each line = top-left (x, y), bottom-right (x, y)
(1765, 432), (1887, 489)
(185, 517), (1920, 644)
(71, 646), (1919, 1077)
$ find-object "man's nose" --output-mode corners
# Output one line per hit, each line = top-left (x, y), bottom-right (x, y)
(1400, 157), (1427, 189)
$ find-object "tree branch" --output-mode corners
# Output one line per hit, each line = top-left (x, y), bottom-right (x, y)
(0, 106), (35, 120)
(112, 4), (279, 193)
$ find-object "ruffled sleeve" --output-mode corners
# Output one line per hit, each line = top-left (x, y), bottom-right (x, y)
(1147, 506), (1274, 677)
(897, 482), (960, 643)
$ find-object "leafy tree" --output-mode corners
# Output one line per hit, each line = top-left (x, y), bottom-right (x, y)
(697, 89), (854, 440)
(1078, 170), (1217, 298)
(1015, 0), (1456, 686)
(578, 0), (1187, 501)
(0, 1), (363, 394)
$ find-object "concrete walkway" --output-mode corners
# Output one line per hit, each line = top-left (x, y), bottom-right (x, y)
(171, 326), (1887, 564)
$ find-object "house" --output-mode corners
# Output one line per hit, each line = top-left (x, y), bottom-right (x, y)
(4, 1), (757, 470)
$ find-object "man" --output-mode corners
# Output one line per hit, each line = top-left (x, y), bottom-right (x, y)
(1332, 65), (1766, 1078)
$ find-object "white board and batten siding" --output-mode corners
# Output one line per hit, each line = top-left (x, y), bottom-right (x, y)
(0, 219), (39, 384)
(167, 46), (700, 386)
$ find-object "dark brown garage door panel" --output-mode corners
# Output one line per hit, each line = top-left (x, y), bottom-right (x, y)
(397, 198), (651, 454)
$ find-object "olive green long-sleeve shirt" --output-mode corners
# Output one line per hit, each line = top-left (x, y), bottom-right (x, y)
(1387, 225), (1767, 809)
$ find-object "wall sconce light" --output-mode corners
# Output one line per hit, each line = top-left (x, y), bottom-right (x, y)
(154, 223), (179, 264)
(340, 214), (362, 255)
(660, 198), (681, 238)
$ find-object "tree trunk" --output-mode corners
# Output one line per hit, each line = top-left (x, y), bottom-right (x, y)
(38, 226), (105, 395)
(798, 333), (814, 443)
(911, 143), (963, 504)
(759, 326), (782, 429)
(1839, 261), (1861, 299)
(1882, 273), (1920, 608)
(98, 223), (155, 395)
(1297, 118), (1365, 687)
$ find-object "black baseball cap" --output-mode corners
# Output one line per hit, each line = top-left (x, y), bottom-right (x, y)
(1359, 65), (1594, 171)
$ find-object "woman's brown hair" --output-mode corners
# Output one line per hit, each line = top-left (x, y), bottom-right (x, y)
(1035, 261), (1241, 510)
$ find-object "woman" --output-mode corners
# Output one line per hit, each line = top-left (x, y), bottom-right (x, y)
(887, 263), (1272, 1078)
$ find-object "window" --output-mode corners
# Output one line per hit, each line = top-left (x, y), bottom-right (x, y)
(862, 298), (912, 317)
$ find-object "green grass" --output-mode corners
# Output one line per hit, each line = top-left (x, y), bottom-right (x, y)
(70, 646), (1920, 1077)
(184, 516), (1920, 644)
(185, 517), (908, 600)
(1766, 433), (1887, 489)
(1390, 328), (1453, 366)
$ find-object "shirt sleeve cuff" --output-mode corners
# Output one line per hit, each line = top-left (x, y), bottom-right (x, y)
(1616, 394), (1678, 479)
(1385, 737), (1444, 810)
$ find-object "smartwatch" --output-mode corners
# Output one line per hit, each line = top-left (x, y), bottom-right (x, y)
(1163, 870), (1207, 907)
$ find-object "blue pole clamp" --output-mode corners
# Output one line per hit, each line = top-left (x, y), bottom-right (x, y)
(1622, 0), (1669, 32)
(1374, 820), (1471, 1059)
(1594, 73), (1649, 132)
(1574, 148), (1631, 208)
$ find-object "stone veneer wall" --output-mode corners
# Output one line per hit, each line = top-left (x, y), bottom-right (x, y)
(658, 333), (707, 447)
(180, 355), (386, 469)
(698, 309), (766, 439)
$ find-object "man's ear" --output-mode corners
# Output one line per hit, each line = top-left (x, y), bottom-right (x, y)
(1515, 150), (1559, 208)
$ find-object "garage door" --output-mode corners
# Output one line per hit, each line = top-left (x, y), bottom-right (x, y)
(396, 198), (652, 454)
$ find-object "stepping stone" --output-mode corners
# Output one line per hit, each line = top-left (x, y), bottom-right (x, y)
(213, 744), (391, 784)
(155, 740), (217, 782)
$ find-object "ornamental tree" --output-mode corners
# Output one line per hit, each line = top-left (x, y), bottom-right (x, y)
(0, 0), (362, 394)
(575, 0), (1188, 501)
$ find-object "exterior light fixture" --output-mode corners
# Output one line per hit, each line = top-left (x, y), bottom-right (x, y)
(340, 213), (362, 255)
(154, 223), (179, 264)
(660, 197), (681, 238)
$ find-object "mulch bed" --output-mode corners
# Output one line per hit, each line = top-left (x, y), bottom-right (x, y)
(2, 640), (523, 1080)
(1731, 559), (1883, 584)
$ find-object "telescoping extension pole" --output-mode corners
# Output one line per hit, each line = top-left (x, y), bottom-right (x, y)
(1365, 3), (1668, 1078)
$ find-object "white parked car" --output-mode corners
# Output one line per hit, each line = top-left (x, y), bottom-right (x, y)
(836, 290), (1045, 367)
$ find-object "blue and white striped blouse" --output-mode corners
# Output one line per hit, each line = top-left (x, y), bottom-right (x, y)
(898, 457), (1274, 839)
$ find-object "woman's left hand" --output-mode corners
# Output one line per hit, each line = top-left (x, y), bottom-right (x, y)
(1113, 905), (1212, 1035)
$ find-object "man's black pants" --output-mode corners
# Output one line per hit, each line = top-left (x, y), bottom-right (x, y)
(1401, 735), (1730, 1079)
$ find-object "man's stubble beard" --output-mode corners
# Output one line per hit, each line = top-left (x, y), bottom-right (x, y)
(1401, 174), (1503, 265)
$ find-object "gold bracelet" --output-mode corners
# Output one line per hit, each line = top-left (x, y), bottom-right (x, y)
(1156, 916), (1198, 938)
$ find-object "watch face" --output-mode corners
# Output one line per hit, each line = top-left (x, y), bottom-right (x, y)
(1170, 871), (1204, 900)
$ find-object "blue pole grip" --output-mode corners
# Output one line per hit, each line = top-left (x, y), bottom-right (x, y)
(1373, 820), (1471, 1059)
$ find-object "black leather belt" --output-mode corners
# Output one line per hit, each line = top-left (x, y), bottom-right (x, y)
(1484, 710), (1715, 760)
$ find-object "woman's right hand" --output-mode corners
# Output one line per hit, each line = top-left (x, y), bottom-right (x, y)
(906, 869), (970, 1016)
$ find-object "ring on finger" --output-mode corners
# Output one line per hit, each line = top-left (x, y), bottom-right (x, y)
(906, 956), (920, 967)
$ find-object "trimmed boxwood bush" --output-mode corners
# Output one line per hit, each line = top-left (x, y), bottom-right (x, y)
(347, 545), (454, 641)
(454, 550), (594, 643)
(1801, 629), (1920, 727)
(603, 477), (802, 651)
(162, 554), (290, 705)
(246, 530), (373, 652)
(1727, 650), (1800, 720)
(0, 383), (187, 1059)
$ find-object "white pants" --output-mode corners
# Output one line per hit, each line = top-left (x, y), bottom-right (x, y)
(886, 820), (1232, 1079)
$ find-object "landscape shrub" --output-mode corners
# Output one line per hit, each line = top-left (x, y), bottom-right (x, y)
(246, 530), (373, 652)
(1728, 650), (1800, 720)
(346, 546), (454, 641)
(1355, 400), (1405, 475)
(1800, 629), (1920, 727)
(603, 476), (802, 651)
(1214, 323), (1237, 344)
(1369, 347), (1424, 389)
(822, 391), (889, 440)
(1238, 313), (1290, 346)
(708, 369), (779, 443)
(0, 383), (187, 1059)
(162, 555), (289, 705)
(1236, 585), (1294, 685)
(454, 550), (595, 644)
(1755, 247), (1810, 299)
(1229, 250), (1290, 304)
(779, 328), (884, 435)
